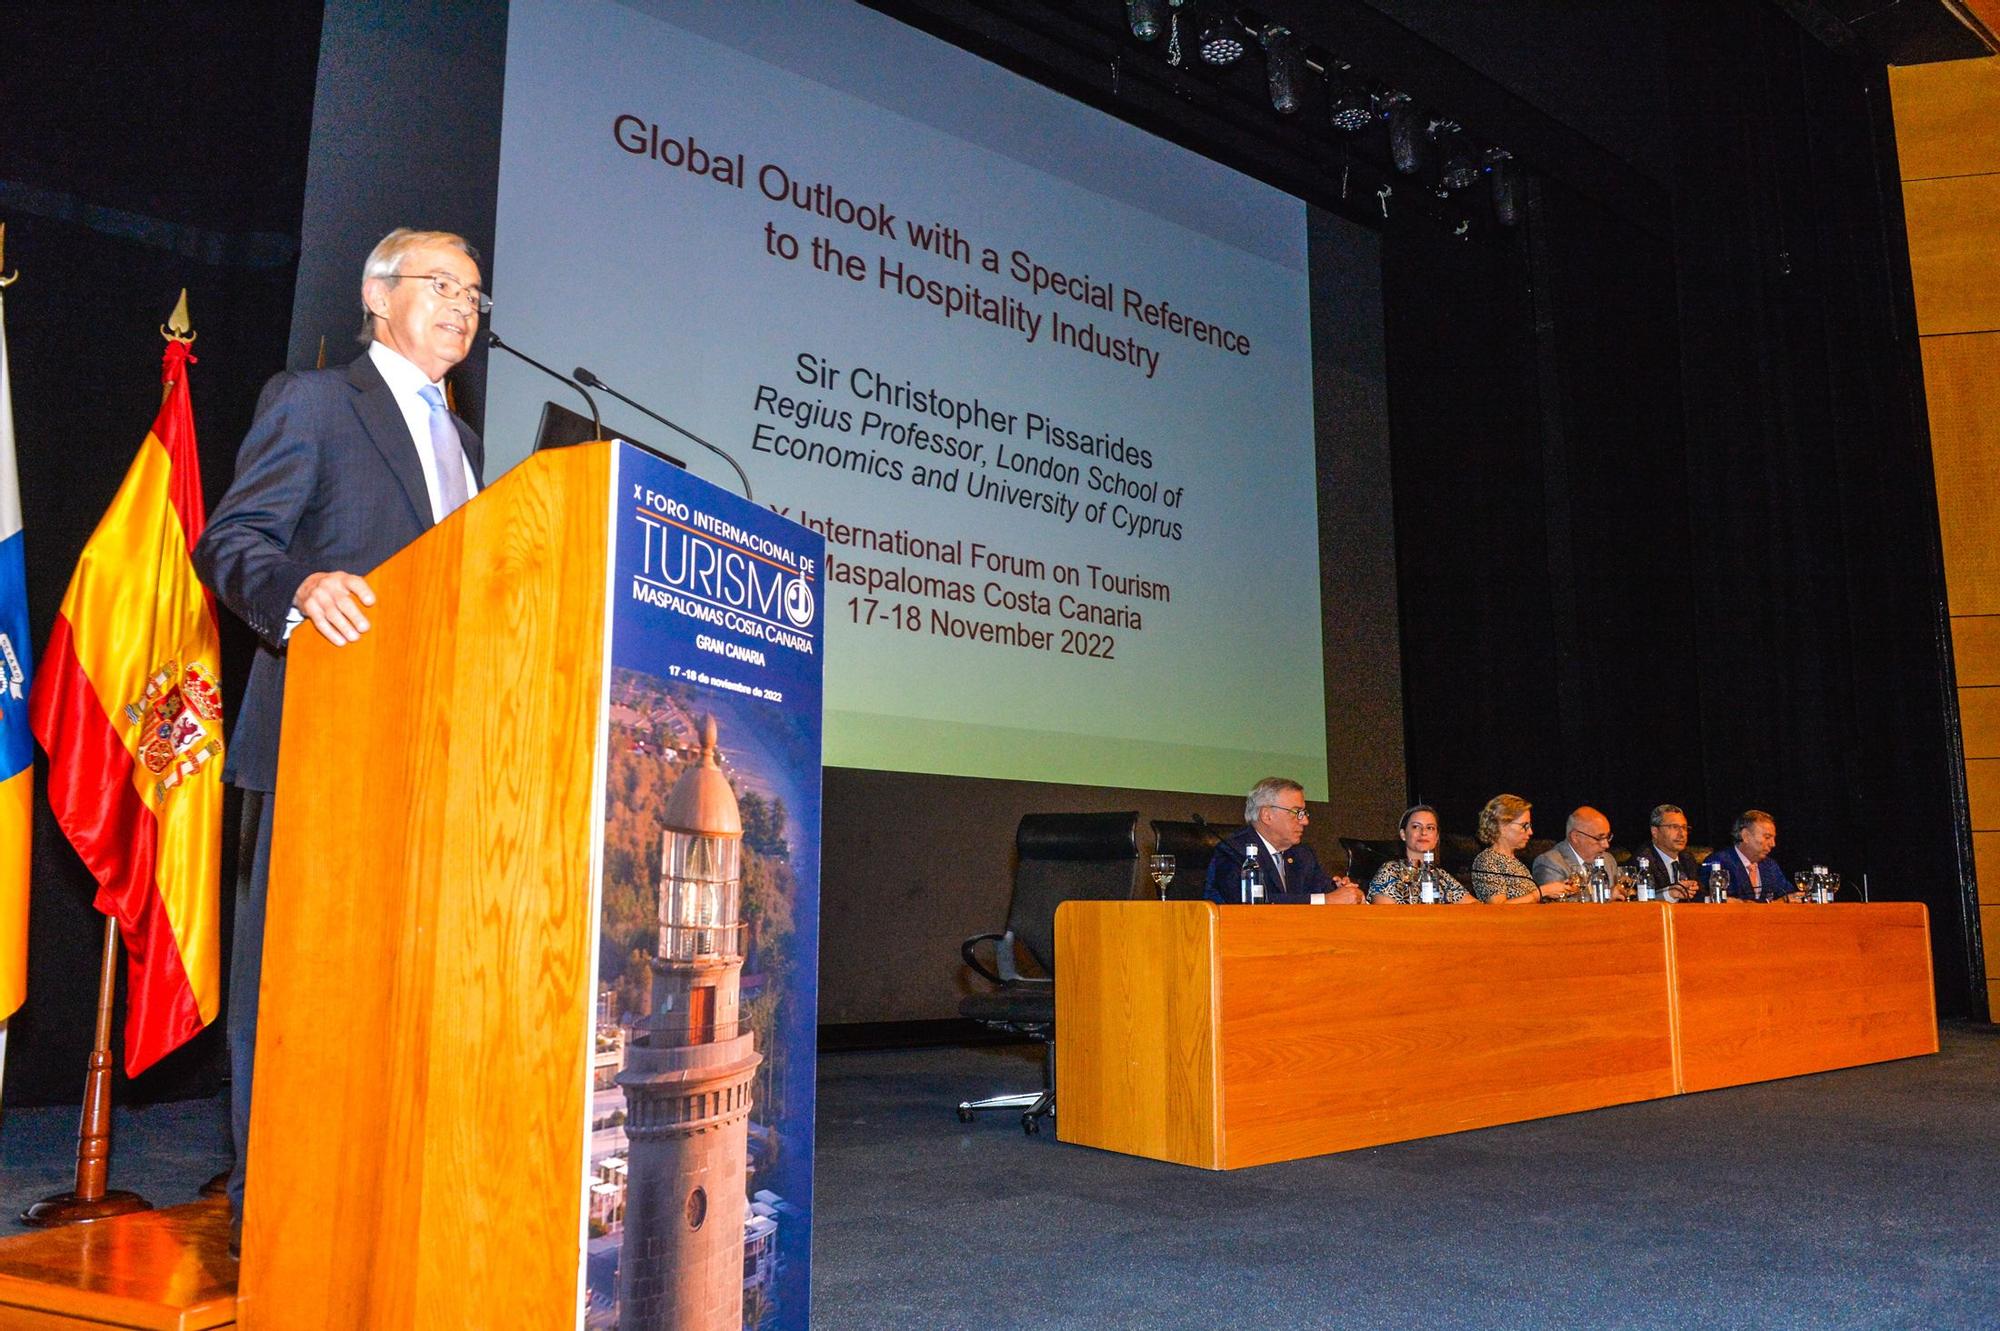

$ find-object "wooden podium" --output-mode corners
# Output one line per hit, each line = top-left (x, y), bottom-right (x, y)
(239, 443), (615, 1326)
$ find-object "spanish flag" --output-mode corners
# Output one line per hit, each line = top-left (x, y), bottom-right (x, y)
(29, 337), (222, 1076)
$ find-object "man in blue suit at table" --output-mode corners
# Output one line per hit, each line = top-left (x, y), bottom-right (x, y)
(193, 228), (487, 1250)
(1700, 809), (1802, 902)
(1205, 776), (1364, 905)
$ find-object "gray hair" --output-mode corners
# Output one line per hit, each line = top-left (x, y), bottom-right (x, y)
(1245, 777), (1305, 823)
(356, 228), (480, 343)
(1649, 804), (1685, 828)
(1733, 809), (1775, 839)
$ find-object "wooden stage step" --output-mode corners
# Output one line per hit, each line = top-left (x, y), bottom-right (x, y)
(0, 1199), (236, 1329)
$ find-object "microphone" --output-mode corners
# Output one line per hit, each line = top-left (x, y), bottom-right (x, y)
(1189, 813), (1228, 844)
(485, 329), (602, 440)
(573, 366), (753, 504)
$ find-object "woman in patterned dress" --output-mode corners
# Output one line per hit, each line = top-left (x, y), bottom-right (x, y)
(1367, 804), (1476, 904)
(1468, 794), (1578, 904)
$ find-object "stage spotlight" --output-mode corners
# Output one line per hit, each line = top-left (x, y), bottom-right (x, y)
(1126, 0), (1170, 42)
(1194, 10), (1246, 66)
(1489, 150), (1523, 226)
(1257, 23), (1304, 113)
(1383, 94), (1426, 175)
(1435, 126), (1481, 193)
(1326, 74), (1375, 132)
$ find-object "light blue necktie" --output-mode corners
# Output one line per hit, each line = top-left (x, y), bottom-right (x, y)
(417, 384), (469, 517)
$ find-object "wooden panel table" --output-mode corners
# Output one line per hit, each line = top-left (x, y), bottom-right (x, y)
(1056, 901), (1679, 1169)
(1056, 900), (1938, 1170)
(1669, 902), (1937, 1093)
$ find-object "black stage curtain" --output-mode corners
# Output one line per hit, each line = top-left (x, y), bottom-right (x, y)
(1386, 5), (1980, 1016)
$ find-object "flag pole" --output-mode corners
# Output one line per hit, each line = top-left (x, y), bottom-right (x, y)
(0, 223), (19, 1118)
(19, 288), (199, 1227)
(21, 918), (150, 1225)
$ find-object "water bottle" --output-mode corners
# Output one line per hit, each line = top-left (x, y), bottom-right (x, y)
(1239, 853), (1264, 905)
(1417, 851), (1438, 904)
(1588, 856), (1611, 904)
(1811, 864), (1832, 904)
(1633, 857), (1656, 902)
(1707, 863), (1730, 904)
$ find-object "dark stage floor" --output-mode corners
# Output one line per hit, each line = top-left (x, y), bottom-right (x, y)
(3, 1026), (1996, 1328)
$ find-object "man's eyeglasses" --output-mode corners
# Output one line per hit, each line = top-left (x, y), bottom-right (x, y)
(1579, 829), (1613, 843)
(1265, 805), (1310, 822)
(393, 271), (492, 314)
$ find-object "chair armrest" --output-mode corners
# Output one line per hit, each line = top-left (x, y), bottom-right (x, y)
(961, 930), (1052, 986)
(961, 932), (1008, 984)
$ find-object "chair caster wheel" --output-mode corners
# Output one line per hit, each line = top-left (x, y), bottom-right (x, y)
(957, 1105), (975, 1123)
(1021, 1113), (1040, 1135)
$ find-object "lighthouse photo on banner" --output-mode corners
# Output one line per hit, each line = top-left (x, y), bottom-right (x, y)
(585, 443), (825, 1330)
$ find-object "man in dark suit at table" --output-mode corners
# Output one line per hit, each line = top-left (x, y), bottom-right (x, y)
(1700, 809), (1799, 902)
(1630, 803), (1705, 900)
(192, 227), (487, 1246)
(1204, 776), (1364, 905)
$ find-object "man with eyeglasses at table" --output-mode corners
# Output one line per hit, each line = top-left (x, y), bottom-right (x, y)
(1203, 776), (1365, 905)
(1530, 806), (1634, 899)
(1629, 803), (1706, 901)
(193, 227), (489, 1254)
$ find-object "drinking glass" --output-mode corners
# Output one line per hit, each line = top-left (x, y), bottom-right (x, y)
(1149, 854), (1175, 901)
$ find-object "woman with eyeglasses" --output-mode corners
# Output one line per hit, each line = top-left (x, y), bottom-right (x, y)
(1468, 794), (1576, 904)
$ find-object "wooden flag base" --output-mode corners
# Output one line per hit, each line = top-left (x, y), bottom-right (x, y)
(21, 1190), (151, 1227)
(22, 919), (154, 1228)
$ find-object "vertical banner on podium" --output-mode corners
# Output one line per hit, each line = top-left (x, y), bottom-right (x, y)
(586, 442), (824, 1330)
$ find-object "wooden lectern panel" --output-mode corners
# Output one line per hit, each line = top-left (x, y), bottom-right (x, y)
(1212, 905), (1677, 1168)
(243, 445), (612, 1327)
(1669, 903), (1938, 1094)
(1056, 902), (1223, 1168)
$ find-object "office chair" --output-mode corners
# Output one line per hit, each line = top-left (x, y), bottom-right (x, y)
(1147, 818), (1222, 900)
(956, 810), (1139, 1133)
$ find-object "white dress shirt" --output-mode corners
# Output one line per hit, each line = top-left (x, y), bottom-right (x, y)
(368, 340), (479, 521)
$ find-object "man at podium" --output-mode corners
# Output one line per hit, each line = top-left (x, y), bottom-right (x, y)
(192, 227), (488, 1245)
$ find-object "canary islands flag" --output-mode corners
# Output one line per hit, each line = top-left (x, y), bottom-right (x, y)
(29, 338), (222, 1075)
(0, 288), (29, 1022)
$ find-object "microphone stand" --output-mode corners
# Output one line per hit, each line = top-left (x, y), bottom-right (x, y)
(484, 329), (602, 440)
(574, 366), (753, 504)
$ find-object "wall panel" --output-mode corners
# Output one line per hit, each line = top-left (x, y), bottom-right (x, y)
(1893, 56), (1998, 1019)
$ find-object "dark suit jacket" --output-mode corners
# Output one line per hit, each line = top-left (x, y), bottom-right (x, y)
(1699, 849), (1793, 902)
(1629, 843), (1703, 896)
(1203, 827), (1339, 904)
(192, 353), (483, 791)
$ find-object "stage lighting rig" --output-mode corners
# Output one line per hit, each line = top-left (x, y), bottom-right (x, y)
(1383, 93), (1426, 175)
(1432, 121), (1481, 194)
(1325, 75), (1376, 132)
(1243, 13), (1304, 114)
(1125, 0), (1171, 42)
(1192, 7), (1246, 65)
(1488, 150), (1523, 226)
